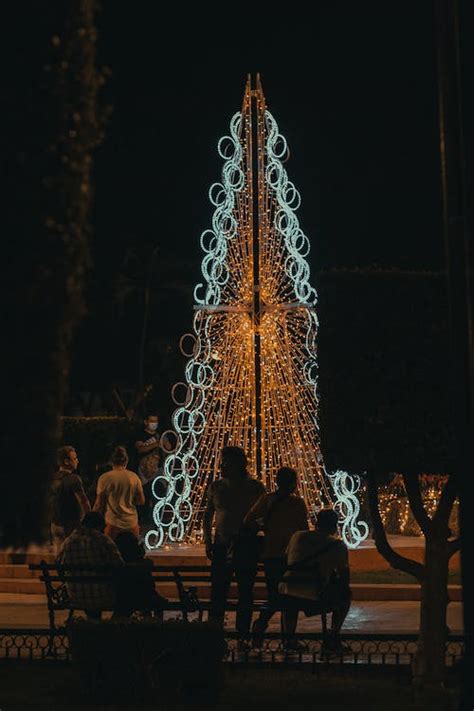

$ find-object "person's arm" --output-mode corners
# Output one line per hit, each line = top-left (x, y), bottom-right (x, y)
(135, 438), (159, 454)
(244, 493), (267, 527)
(337, 545), (350, 587)
(161, 433), (173, 453)
(203, 485), (215, 560)
(102, 536), (124, 566)
(70, 475), (91, 519)
(75, 491), (91, 518)
(297, 499), (310, 531)
(93, 491), (106, 515)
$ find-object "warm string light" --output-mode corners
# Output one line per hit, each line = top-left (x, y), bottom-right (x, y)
(375, 474), (459, 535)
(145, 77), (368, 550)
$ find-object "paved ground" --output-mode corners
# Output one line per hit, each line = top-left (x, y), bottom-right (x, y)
(0, 593), (464, 634)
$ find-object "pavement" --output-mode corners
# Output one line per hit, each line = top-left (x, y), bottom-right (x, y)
(0, 593), (464, 634)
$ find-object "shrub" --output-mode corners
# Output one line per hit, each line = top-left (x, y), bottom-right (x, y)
(67, 617), (227, 702)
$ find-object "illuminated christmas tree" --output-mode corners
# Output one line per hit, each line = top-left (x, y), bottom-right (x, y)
(146, 75), (368, 549)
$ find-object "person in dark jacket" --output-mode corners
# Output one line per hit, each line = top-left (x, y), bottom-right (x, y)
(113, 531), (167, 617)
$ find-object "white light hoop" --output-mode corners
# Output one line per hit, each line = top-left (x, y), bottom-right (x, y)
(176, 497), (193, 522)
(181, 453), (199, 478)
(200, 230), (219, 254)
(144, 528), (164, 549)
(171, 382), (191, 406)
(173, 407), (194, 434)
(327, 470), (370, 549)
(151, 479), (168, 503)
(159, 429), (179, 453)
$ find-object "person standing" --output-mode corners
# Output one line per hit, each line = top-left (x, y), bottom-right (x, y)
(244, 467), (308, 644)
(50, 446), (91, 554)
(93, 446), (145, 540)
(203, 446), (265, 640)
(133, 413), (168, 527)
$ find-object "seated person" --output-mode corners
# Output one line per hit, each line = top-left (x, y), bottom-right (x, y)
(58, 511), (123, 619)
(113, 531), (168, 617)
(279, 508), (351, 652)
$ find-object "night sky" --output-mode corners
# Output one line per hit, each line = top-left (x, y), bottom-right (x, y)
(94, 1), (443, 276)
(5, 2), (472, 399)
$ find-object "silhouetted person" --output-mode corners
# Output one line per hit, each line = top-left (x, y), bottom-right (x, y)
(133, 412), (170, 529)
(93, 446), (145, 539)
(244, 467), (308, 644)
(279, 508), (351, 652)
(49, 446), (91, 554)
(58, 511), (123, 619)
(113, 531), (167, 617)
(203, 446), (265, 640)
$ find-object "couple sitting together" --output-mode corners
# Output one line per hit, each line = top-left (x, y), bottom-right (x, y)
(203, 446), (351, 651)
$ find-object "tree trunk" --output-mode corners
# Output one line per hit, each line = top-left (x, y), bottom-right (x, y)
(413, 536), (449, 686)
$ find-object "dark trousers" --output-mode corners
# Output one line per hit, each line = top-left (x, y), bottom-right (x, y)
(209, 544), (257, 636)
(254, 557), (287, 631)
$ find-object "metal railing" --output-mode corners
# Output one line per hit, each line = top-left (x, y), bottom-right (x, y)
(0, 628), (464, 671)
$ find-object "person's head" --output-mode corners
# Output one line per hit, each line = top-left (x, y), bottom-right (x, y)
(276, 467), (298, 495)
(57, 446), (79, 472)
(81, 511), (105, 533)
(221, 446), (247, 480)
(111, 446), (128, 468)
(316, 508), (339, 535)
(144, 413), (159, 432)
(115, 531), (144, 562)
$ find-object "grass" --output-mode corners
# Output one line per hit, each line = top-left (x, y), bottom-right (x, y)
(0, 662), (460, 711)
(351, 569), (462, 585)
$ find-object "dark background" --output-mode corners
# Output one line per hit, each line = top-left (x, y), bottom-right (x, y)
(4, 1), (473, 452)
(67, 1), (449, 402)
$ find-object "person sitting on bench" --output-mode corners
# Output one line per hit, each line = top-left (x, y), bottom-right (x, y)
(278, 508), (351, 652)
(58, 511), (123, 619)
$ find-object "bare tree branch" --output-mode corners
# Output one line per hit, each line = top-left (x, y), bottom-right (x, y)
(402, 472), (432, 537)
(367, 473), (425, 582)
(433, 474), (458, 527)
(447, 538), (461, 558)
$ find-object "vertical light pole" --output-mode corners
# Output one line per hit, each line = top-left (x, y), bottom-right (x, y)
(250, 74), (264, 479)
(434, 0), (473, 705)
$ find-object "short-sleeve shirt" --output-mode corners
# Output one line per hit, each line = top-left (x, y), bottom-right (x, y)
(50, 469), (85, 527)
(132, 427), (164, 485)
(204, 476), (266, 547)
(96, 468), (144, 529)
(245, 492), (309, 559)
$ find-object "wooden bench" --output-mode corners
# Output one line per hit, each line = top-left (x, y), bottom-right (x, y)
(30, 561), (329, 649)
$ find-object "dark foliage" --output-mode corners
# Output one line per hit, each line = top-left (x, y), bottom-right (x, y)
(2, 1), (105, 546)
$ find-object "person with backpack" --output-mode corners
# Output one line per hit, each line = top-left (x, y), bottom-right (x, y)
(50, 446), (91, 554)
(244, 467), (308, 646)
(278, 508), (351, 653)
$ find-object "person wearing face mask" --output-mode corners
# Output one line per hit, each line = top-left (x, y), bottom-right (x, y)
(132, 413), (167, 529)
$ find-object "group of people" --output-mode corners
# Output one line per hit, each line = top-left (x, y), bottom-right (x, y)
(48, 422), (351, 650)
(49, 439), (166, 618)
(204, 446), (351, 651)
(49, 413), (167, 553)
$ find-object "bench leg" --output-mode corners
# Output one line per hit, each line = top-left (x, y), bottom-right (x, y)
(47, 607), (56, 656)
